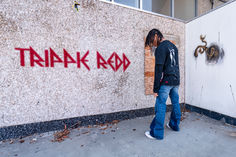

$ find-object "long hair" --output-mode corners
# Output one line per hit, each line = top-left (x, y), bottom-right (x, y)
(145, 29), (163, 47)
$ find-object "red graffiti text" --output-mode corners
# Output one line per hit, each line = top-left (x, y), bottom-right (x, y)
(15, 47), (131, 72)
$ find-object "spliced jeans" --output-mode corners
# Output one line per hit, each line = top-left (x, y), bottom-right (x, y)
(150, 85), (181, 139)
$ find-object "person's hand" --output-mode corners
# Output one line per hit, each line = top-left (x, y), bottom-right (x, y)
(153, 93), (158, 97)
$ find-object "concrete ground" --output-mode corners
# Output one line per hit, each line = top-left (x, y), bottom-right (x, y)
(0, 112), (236, 157)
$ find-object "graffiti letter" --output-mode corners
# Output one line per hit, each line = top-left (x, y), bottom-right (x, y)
(107, 52), (116, 71)
(15, 48), (30, 66)
(29, 47), (44, 67)
(123, 53), (131, 72)
(97, 51), (107, 69)
(64, 49), (76, 68)
(115, 53), (123, 71)
(77, 51), (90, 70)
(50, 48), (63, 67)
(45, 50), (49, 67)
(107, 52), (123, 72)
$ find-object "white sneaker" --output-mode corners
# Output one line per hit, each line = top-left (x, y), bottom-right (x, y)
(166, 123), (171, 129)
(145, 131), (156, 140)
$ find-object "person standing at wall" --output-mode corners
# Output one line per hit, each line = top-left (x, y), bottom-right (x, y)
(144, 29), (182, 140)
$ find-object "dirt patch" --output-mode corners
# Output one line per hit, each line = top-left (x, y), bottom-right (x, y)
(0, 12), (18, 32)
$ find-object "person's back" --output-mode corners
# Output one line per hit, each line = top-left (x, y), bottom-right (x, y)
(153, 40), (180, 93)
(157, 40), (180, 87)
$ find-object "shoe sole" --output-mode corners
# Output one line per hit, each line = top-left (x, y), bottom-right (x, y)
(145, 131), (156, 140)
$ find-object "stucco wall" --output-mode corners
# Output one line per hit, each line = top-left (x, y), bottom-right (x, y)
(186, 1), (236, 118)
(0, 0), (185, 127)
(198, 0), (228, 16)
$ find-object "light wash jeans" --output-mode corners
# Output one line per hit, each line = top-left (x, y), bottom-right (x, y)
(150, 85), (181, 139)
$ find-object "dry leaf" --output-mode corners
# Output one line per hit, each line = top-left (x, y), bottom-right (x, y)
(82, 131), (90, 134)
(111, 120), (120, 124)
(19, 139), (25, 143)
(52, 125), (70, 142)
(100, 125), (109, 130)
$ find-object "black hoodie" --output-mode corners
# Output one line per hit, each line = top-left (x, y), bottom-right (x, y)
(153, 40), (180, 93)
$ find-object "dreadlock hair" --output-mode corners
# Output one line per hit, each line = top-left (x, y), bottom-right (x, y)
(145, 29), (164, 47)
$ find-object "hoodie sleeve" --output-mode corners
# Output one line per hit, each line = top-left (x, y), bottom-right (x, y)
(153, 46), (166, 93)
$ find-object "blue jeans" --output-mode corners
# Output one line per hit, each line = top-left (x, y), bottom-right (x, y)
(150, 85), (181, 139)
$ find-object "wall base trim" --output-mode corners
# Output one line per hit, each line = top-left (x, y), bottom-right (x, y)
(185, 104), (236, 126)
(1, 104), (236, 141)
(0, 106), (164, 141)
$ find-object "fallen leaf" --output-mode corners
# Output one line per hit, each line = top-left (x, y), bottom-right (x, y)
(19, 139), (25, 143)
(111, 120), (120, 124)
(82, 131), (90, 134)
(52, 125), (70, 142)
(100, 125), (109, 130)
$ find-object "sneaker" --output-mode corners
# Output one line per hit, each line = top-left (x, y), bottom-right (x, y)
(166, 123), (171, 129)
(166, 123), (179, 131)
(145, 131), (156, 140)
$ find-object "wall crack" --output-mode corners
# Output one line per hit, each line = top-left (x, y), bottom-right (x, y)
(230, 85), (236, 105)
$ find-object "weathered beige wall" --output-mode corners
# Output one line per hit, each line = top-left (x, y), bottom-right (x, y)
(0, 0), (185, 127)
(198, 0), (228, 16)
